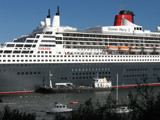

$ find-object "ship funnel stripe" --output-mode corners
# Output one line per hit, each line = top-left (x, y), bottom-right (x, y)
(114, 10), (134, 26)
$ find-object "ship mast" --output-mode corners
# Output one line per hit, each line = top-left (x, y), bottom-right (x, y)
(116, 73), (119, 105)
(49, 71), (53, 88)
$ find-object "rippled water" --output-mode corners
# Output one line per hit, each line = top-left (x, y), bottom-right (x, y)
(0, 86), (159, 120)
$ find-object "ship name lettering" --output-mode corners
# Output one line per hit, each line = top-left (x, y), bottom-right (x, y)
(119, 28), (127, 32)
(108, 27), (118, 31)
(38, 48), (51, 50)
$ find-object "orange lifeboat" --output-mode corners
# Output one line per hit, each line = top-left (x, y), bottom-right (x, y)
(70, 101), (78, 104)
(119, 46), (130, 51)
(107, 46), (119, 51)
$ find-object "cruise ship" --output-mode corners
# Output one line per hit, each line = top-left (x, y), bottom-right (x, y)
(1, 7), (160, 94)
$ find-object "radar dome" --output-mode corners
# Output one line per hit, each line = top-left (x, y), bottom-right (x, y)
(40, 21), (45, 27)
(157, 26), (160, 32)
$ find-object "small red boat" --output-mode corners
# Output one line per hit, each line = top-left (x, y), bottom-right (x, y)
(70, 101), (78, 104)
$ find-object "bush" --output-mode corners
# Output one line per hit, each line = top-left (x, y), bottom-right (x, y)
(55, 84), (160, 120)
(0, 105), (36, 120)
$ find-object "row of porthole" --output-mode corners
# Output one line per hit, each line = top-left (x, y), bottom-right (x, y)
(124, 74), (147, 78)
(72, 76), (111, 80)
(72, 72), (110, 75)
(3, 58), (160, 63)
(72, 68), (111, 72)
(126, 68), (147, 71)
(17, 72), (41, 75)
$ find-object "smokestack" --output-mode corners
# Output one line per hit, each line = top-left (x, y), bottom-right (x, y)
(114, 10), (134, 26)
(47, 9), (51, 18)
(52, 6), (60, 27)
(56, 6), (60, 16)
(45, 9), (51, 26)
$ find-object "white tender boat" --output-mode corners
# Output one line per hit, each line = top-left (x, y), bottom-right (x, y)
(46, 103), (73, 113)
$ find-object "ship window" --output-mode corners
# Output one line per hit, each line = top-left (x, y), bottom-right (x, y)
(39, 45), (55, 47)
(43, 36), (55, 38)
(16, 44), (23, 47)
(4, 50), (12, 53)
(42, 40), (55, 42)
(0, 50), (3, 53)
(34, 40), (38, 43)
(22, 51), (29, 53)
(7, 44), (15, 47)
(24, 45), (32, 47)
(56, 41), (62, 44)
(45, 31), (52, 34)
(36, 35), (40, 38)
(13, 51), (21, 53)
(26, 40), (34, 43)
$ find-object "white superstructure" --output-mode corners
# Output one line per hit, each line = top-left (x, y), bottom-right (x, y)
(1, 8), (160, 65)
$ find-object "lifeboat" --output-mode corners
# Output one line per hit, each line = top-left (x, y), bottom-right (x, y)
(119, 46), (130, 51)
(70, 101), (78, 104)
(143, 47), (154, 53)
(130, 47), (142, 53)
(154, 47), (160, 53)
(107, 46), (119, 51)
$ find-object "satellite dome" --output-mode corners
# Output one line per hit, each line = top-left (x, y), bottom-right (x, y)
(157, 26), (160, 32)
(40, 21), (45, 27)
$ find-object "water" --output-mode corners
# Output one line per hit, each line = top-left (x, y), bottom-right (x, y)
(0, 86), (160, 120)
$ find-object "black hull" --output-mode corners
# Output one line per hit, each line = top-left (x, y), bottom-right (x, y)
(0, 62), (160, 93)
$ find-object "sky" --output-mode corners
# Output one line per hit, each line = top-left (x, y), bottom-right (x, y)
(0, 0), (160, 43)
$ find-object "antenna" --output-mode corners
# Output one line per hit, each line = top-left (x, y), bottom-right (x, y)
(47, 9), (50, 18)
(56, 6), (60, 15)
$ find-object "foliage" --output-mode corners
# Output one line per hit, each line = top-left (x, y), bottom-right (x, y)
(55, 85), (160, 120)
(0, 105), (36, 120)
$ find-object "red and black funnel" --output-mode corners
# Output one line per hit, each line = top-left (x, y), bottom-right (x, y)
(114, 10), (134, 26)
